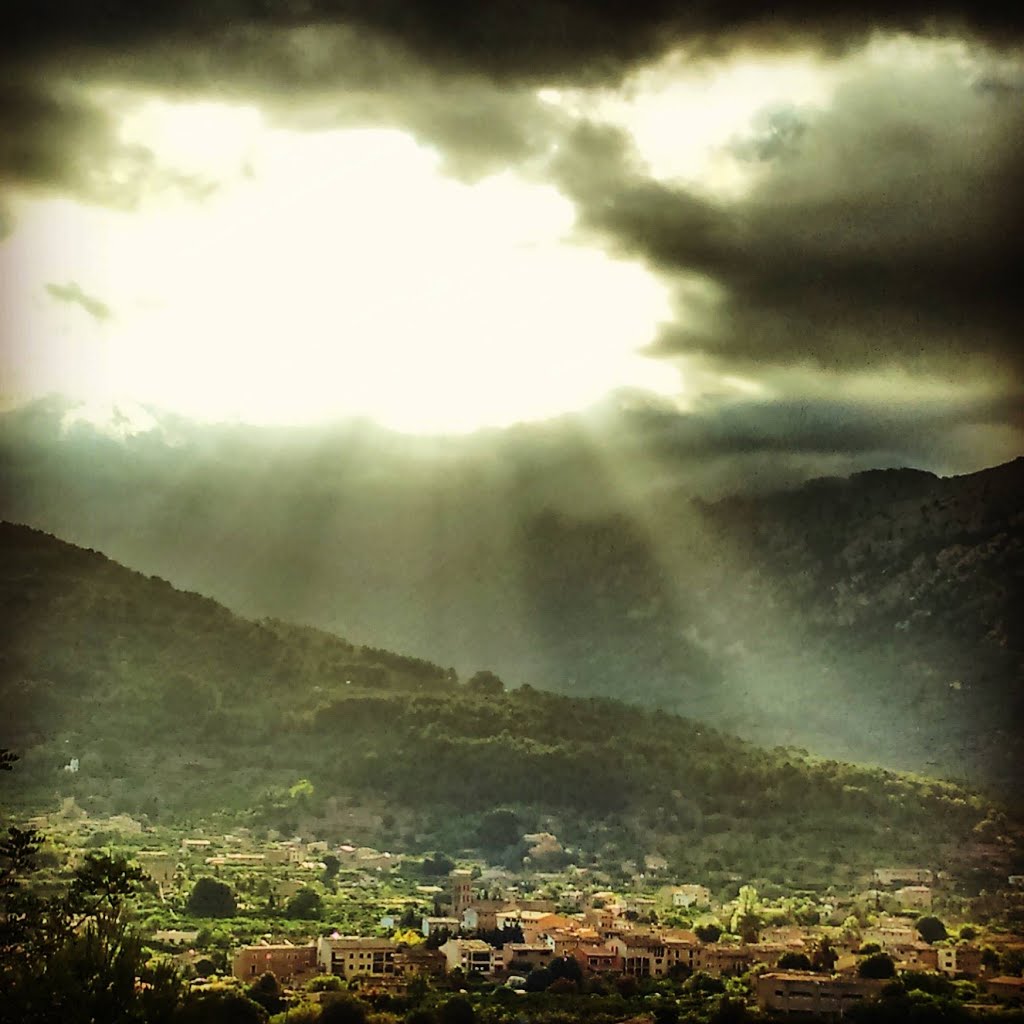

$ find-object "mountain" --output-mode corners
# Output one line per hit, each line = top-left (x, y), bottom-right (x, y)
(2, 521), (1017, 891)
(0, 398), (1020, 787)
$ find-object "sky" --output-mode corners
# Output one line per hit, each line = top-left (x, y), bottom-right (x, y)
(1, 1), (1022, 471)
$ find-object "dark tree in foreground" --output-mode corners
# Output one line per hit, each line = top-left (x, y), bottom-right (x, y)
(176, 989), (268, 1024)
(440, 995), (476, 1024)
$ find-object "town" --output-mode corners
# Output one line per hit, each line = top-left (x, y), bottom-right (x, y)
(18, 803), (1024, 1021)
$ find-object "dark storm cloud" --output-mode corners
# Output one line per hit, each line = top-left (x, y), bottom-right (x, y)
(5, 1), (1024, 79)
(0, 72), (220, 204)
(45, 282), (112, 321)
(0, 78), (112, 192)
(4, 0), (1023, 195)
(612, 390), (1024, 460)
(553, 58), (1024, 379)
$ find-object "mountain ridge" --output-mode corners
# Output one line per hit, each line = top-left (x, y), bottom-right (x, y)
(3, 519), (1018, 891)
(1, 398), (1020, 787)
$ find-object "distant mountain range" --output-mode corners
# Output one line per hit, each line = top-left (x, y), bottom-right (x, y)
(1, 397), (1020, 788)
(2, 520), (1016, 889)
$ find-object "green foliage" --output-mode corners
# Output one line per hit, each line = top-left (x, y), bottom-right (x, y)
(176, 989), (270, 1024)
(810, 938), (838, 972)
(187, 877), (237, 918)
(474, 808), (521, 851)
(247, 973), (286, 1015)
(916, 915), (949, 944)
(308, 975), (344, 992)
(525, 967), (553, 992)
(286, 887), (325, 920)
(0, 526), (1011, 883)
(319, 994), (369, 1024)
(902, 972), (956, 997)
(466, 671), (504, 696)
(858, 952), (897, 979)
(438, 996), (475, 1024)
(1, 784), (184, 1024)
(695, 923), (723, 943)
(730, 885), (762, 943)
(777, 951), (813, 970)
(684, 972), (726, 996)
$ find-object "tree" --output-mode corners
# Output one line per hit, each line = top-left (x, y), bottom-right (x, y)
(915, 915), (948, 944)
(548, 955), (583, 984)
(308, 975), (344, 992)
(466, 671), (504, 696)
(695, 922), (723, 943)
(684, 972), (726, 996)
(322, 854), (341, 883)
(439, 995), (476, 1024)
(777, 951), (813, 971)
(858, 952), (896, 979)
(525, 966), (553, 991)
(186, 877), (237, 918)
(475, 808), (521, 851)
(247, 972), (285, 1015)
(319, 994), (369, 1024)
(731, 885), (762, 943)
(286, 887), (324, 920)
(176, 989), (269, 1024)
(810, 937), (838, 973)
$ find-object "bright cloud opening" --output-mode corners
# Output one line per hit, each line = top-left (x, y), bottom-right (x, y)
(2, 104), (678, 433)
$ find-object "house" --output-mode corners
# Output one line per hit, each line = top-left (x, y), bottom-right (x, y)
(393, 947), (447, 979)
(671, 885), (712, 909)
(608, 933), (669, 978)
(892, 943), (939, 972)
(461, 899), (512, 932)
(572, 945), (623, 974)
(872, 868), (932, 886)
(895, 885), (932, 910)
(503, 943), (555, 972)
(936, 945), (982, 978)
(692, 943), (754, 978)
(624, 896), (658, 916)
(515, 898), (558, 914)
(223, 853), (266, 866)
(985, 976), (1024, 1001)
(153, 929), (200, 947)
(422, 916), (461, 938)
(439, 938), (497, 975)
(232, 943), (317, 982)
(520, 913), (577, 942)
(662, 932), (700, 974)
(757, 972), (884, 1018)
(542, 927), (587, 956)
(316, 936), (396, 980)
(136, 852), (177, 888)
(861, 921), (919, 950)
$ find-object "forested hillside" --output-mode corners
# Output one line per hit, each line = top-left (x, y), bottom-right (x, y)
(3, 522), (1017, 891)
(1, 402), (1020, 788)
